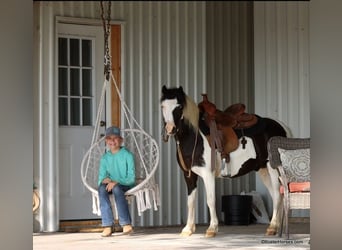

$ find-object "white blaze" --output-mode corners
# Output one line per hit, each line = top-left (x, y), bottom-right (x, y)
(161, 99), (180, 134)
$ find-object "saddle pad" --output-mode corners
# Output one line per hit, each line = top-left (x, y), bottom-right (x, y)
(280, 182), (310, 194)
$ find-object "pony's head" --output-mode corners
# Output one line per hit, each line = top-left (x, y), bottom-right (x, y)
(160, 85), (199, 137)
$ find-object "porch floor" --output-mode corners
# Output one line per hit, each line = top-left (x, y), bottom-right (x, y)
(34, 218), (310, 250)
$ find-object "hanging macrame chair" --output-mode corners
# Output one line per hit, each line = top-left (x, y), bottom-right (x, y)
(80, 74), (160, 216)
(80, 1), (160, 217)
(80, 74), (161, 217)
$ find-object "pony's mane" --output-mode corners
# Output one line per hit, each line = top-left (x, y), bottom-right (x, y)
(161, 85), (199, 130)
(183, 95), (199, 130)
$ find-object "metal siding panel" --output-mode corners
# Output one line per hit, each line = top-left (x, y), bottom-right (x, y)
(298, 3), (310, 137)
(254, 2), (310, 217)
(287, 3), (299, 135)
(254, 2), (310, 138)
(206, 3), (216, 101)
(216, 3), (224, 107)
(276, 3), (288, 121)
(254, 3), (267, 114)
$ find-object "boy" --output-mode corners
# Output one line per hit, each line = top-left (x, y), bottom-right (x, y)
(98, 126), (135, 237)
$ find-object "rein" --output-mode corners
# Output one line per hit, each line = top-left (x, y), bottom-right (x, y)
(176, 128), (199, 178)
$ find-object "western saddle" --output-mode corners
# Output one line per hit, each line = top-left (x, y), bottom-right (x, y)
(198, 94), (258, 167)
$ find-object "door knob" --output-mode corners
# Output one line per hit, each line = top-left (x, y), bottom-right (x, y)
(100, 120), (106, 127)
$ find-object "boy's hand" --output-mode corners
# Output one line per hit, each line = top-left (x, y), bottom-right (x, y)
(106, 181), (117, 192)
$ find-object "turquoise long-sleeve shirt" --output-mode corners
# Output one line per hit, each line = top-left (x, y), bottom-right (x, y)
(98, 147), (136, 187)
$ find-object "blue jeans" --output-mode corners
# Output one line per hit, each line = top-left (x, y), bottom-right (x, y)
(98, 183), (132, 227)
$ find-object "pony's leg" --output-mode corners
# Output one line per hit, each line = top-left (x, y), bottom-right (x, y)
(193, 165), (218, 237)
(200, 171), (219, 237)
(180, 173), (198, 237)
(180, 188), (197, 237)
(257, 164), (282, 236)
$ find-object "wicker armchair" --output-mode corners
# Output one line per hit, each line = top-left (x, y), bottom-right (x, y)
(267, 136), (310, 239)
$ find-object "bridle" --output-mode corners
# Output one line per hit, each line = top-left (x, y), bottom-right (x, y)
(162, 115), (199, 178)
(175, 128), (198, 178)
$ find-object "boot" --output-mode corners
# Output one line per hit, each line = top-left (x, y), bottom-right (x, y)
(123, 224), (133, 234)
(101, 226), (112, 237)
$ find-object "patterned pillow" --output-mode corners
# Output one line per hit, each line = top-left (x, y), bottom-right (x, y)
(278, 148), (310, 182)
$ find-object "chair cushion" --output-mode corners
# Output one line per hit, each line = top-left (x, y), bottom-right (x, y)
(278, 148), (310, 182)
(280, 182), (311, 194)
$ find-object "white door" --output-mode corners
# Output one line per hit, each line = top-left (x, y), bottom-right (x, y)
(57, 23), (107, 220)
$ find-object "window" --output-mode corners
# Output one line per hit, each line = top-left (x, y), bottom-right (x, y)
(58, 37), (94, 126)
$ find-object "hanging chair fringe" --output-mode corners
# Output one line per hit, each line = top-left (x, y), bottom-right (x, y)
(90, 183), (160, 217)
(92, 192), (101, 216)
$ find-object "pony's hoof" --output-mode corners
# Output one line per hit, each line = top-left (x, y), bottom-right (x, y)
(205, 231), (216, 238)
(180, 225), (195, 237)
(180, 231), (193, 237)
(265, 227), (277, 236)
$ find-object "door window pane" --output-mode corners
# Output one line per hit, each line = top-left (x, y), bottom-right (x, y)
(70, 68), (80, 96)
(58, 68), (68, 95)
(70, 98), (80, 125)
(82, 69), (92, 96)
(70, 39), (80, 66)
(82, 99), (92, 126)
(82, 39), (92, 67)
(58, 38), (68, 66)
(59, 98), (68, 125)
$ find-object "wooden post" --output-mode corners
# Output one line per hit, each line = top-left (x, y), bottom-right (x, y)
(110, 25), (121, 127)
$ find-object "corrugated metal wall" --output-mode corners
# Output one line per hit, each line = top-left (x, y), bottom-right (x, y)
(254, 2), (310, 217)
(254, 2), (310, 138)
(206, 1), (254, 110)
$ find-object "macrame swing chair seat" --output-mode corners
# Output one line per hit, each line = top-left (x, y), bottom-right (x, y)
(80, 73), (160, 217)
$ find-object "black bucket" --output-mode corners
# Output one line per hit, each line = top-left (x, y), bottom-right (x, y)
(221, 195), (252, 225)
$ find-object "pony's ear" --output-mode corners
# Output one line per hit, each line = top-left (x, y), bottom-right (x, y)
(179, 86), (184, 93)
(162, 85), (167, 94)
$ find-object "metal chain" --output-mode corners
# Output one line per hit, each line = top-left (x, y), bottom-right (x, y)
(100, 1), (112, 80)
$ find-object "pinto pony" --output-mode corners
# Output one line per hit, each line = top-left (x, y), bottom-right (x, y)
(160, 85), (288, 237)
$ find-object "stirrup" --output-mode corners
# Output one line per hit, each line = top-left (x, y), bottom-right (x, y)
(220, 158), (231, 177)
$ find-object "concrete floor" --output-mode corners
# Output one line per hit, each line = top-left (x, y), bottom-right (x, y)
(33, 221), (310, 250)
